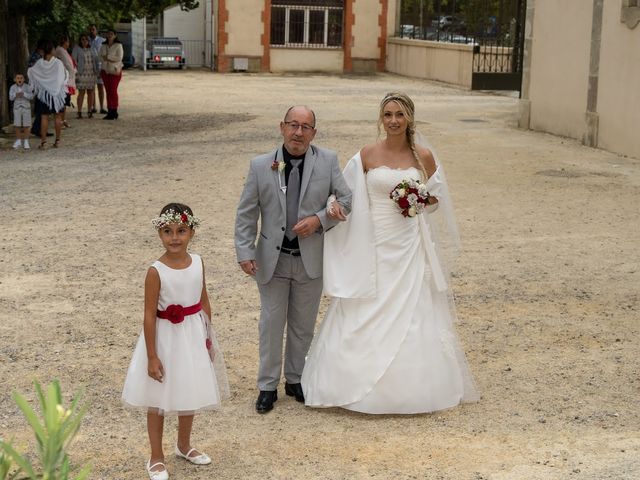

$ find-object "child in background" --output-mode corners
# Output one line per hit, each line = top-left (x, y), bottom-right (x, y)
(9, 74), (34, 149)
(122, 203), (229, 480)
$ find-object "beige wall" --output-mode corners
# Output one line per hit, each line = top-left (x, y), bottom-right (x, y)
(527, 1), (591, 140)
(164, 3), (205, 40)
(270, 49), (344, 73)
(523, 0), (640, 159)
(387, 0), (399, 37)
(596, 1), (640, 158)
(386, 38), (474, 88)
(352, 0), (381, 60)
(226, 0), (263, 56)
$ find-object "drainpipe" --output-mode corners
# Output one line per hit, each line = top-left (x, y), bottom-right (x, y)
(213, 0), (218, 71)
(211, 0), (216, 70)
(142, 16), (147, 71)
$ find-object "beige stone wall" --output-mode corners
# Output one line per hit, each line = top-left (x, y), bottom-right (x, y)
(596, 1), (640, 158)
(386, 38), (474, 88)
(352, 0), (381, 60)
(387, 0), (399, 37)
(524, 0), (640, 159)
(270, 49), (344, 73)
(527, 1), (591, 140)
(226, 0), (264, 56)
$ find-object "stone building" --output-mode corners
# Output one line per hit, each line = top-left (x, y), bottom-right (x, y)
(216, 0), (396, 73)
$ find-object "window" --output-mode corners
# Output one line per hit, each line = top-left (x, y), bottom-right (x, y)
(271, 1), (344, 48)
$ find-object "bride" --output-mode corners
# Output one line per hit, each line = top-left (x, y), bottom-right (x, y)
(301, 92), (479, 414)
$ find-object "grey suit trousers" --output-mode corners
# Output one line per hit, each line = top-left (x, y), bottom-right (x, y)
(257, 252), (323, 391)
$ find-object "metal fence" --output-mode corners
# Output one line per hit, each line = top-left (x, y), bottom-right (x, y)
(181, 40), (214, 68)
(397, 0), (525, 91)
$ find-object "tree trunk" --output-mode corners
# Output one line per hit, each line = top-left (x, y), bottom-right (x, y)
(8, 11), (28, 79)
(0, 0), (9, 128)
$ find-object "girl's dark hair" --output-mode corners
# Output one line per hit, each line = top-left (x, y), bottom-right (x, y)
(42, 40), (55, 56)
(57, 34), (69, 46)
(160, 203), (194, 217)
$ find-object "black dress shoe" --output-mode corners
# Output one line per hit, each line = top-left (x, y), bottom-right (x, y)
(255, 390), (277, 413)
(284, 382), (305, 403)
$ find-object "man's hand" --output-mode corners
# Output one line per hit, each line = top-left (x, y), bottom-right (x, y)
(239, 260), (258, 276)
(293, 215), (321, 238)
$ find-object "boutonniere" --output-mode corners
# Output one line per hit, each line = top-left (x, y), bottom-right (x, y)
(271, 159), (285, 172)
(272, 159), (287, 193)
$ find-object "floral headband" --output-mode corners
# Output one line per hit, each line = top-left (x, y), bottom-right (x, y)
(151, 209), (201, 230)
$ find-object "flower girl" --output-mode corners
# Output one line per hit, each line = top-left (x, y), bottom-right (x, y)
(122, 203), (229, 480)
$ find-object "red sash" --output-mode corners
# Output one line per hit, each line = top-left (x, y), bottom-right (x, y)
(157, 302), (202, 324)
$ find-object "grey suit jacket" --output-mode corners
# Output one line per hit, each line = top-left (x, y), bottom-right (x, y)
(235, 145), (352, 284)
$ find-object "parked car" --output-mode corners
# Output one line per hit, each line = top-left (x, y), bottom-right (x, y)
(146, 37), (186, 69)
(439, 15), (465, 31)
(400, 24), (428, 38)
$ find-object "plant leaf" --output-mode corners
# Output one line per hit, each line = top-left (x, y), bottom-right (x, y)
(0, 443), (36, 479)
(73, 464), (92, 480)
(34, 381), (45, 411)
(10, 393), (45, 445)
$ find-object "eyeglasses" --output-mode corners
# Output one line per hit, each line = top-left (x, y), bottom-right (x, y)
(284, 121), (315, 133)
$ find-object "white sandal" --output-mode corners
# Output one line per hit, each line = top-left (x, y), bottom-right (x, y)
(146, 459), (169, 480)
(174, 445), (211, 465)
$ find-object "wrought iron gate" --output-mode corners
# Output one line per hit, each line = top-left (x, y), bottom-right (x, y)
(471, 0), (527, 92)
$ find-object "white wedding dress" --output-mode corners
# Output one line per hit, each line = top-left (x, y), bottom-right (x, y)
(301, 158), (478, 414)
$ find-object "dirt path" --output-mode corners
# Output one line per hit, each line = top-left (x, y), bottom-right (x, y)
(1, 70), (638, 480)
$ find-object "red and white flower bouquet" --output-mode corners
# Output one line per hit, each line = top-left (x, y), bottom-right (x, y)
(389, 178), (432, 217)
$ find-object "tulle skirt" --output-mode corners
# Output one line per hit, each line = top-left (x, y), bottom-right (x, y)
(122, 312), (229, 416)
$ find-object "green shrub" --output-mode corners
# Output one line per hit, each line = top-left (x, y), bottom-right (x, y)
(0, 380), (91, 480)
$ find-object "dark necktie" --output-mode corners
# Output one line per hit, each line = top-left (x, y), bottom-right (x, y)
(285, 159), (302, 240)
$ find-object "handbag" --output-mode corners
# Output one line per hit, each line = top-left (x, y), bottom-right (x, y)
(105, 62), (122, 75)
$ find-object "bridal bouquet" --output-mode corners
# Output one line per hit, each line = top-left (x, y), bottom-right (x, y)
(389, 178), (432, 217)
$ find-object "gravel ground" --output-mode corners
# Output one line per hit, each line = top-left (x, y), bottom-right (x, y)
(0, 70), (638, 480)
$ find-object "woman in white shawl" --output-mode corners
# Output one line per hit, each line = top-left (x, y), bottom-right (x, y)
(27, 40), (68, 149)
(301, 92), (479, 414)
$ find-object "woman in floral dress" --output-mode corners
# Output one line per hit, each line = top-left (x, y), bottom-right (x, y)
(72, 33), (99, 118)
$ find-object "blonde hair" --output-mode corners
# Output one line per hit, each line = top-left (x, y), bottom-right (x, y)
(377, 92), (428, 179)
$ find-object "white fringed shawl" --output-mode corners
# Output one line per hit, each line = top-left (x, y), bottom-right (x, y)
(27, 57), (68, 112)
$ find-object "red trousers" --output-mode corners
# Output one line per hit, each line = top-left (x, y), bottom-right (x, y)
(100, 71), (122, 109)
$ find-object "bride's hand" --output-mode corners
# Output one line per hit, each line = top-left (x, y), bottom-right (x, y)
(327, 201), (347, 221)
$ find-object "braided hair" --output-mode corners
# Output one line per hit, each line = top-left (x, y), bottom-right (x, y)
(377, 92), (429, 180)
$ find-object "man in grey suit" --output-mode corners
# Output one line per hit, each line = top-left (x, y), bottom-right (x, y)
(235, 106), (352, 413)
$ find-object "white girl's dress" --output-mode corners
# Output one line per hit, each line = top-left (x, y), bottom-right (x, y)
(301, 154), (479, 414)
(122, 253), (229, 415)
